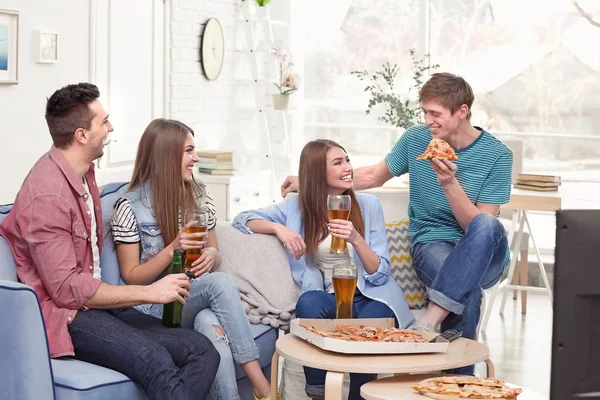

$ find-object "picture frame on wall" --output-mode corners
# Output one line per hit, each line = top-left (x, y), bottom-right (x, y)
(0, 9), (19, 84)
(36, 30), (59, 64)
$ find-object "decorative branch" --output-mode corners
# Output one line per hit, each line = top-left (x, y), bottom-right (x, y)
(351, 49), (439, 130)
(573, 0), (600, 28)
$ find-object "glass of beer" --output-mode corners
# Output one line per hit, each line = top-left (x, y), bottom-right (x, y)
(182, 209), (208, 278)
(332, 265), (357, 319)
(327, 194), (351, 254)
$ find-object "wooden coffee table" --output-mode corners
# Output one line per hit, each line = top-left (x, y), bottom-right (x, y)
(360, 374), (546, 400)
(270, 334), (495, 400)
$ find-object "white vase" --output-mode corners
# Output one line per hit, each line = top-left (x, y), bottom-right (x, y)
(272, 94), (290, 110)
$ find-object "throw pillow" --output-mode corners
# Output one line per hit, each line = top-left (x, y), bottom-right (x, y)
(385, 220), (427, 309)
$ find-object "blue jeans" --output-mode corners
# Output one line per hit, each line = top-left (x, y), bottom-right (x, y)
(295, 290), (397, 399)
(139, 272), (260, 400)
(68, 307), (220, 400)
(411, 213), (508, 375)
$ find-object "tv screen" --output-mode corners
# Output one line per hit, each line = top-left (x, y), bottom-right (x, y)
(551, 210), (600, 399)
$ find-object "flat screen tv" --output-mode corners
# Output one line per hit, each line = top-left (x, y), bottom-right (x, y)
(551, 210), (600, 399)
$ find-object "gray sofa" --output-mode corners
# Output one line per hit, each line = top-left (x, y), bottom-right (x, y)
(0, 182), (277, 400)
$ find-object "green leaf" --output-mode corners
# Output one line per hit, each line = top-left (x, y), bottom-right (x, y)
(255, 0), (271, 6)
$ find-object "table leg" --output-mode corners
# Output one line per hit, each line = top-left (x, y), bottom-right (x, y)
(523, 211), (553, 305)
(325, 371), (345, 400)
(511, 257), (519, 300)
(480, 283), (498, 332)
(270, 352), (279, 400)
(520, 248), (528, 314)
(499, 211), (526, 315)
(485, 359), (496, 378)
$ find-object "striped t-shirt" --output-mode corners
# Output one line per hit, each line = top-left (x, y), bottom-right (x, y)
(385, 125), (513, 249)
(111, 187), (217, 244)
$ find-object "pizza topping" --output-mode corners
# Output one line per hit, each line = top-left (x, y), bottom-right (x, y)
(417, 138), (459, 161)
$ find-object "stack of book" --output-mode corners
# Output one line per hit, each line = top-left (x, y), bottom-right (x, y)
(514, 173), (561, 192)
(196, 150), (234, 175)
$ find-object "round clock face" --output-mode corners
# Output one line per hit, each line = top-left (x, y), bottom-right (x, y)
(201, 18), (225, 81)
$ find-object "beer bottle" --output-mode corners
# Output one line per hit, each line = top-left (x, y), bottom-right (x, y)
(162, 250), (184, 327)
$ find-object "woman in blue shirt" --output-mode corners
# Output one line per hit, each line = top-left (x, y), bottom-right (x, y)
(233, 139), (414, 400)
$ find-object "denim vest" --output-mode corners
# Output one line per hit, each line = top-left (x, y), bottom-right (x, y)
(118, 183), (165, 317)
(120, 183), (164, 267)
(120, 181), (208, 266)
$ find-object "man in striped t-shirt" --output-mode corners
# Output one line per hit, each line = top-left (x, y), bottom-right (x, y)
(282, 73), (512, 375)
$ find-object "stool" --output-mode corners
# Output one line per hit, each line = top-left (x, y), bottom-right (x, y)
(360, 374), (546, 400)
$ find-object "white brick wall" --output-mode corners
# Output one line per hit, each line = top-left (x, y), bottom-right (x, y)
(169, 0), (298, 199)
(170, 0), (236, 141)
(169, 0), (270, 171)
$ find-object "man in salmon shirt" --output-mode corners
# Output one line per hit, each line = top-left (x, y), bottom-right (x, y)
(0, 83), (220, 400)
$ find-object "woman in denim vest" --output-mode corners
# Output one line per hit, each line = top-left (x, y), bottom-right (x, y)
(233, 139), (415, 400)
(111, 118), (278, 400)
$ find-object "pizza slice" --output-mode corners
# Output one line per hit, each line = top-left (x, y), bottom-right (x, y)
(411, 383), (462, 396)
(459, 384), (523, 398)
(416, 138), (458, 161)
(335, 325), (383, 340)
(381, 328), (426, 343)
(300, 325), (348, 339)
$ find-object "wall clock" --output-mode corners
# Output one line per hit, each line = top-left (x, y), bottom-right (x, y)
(201, 18), (225, 81)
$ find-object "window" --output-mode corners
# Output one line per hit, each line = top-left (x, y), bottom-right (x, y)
(301, 0), (421, 168)
(300, 0), (600, 253)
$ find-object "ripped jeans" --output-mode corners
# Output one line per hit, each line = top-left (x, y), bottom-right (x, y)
(136, 272), (260, 400)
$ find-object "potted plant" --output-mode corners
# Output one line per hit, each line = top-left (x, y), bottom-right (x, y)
(271, 47), (299, 110)
(351, 49), (439, 131)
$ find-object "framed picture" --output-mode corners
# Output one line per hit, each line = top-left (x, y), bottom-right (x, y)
(0, 9), (19, 84)
(36, 30), (58, 64)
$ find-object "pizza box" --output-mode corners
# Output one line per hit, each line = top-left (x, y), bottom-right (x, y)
(290, 318), (449, 354)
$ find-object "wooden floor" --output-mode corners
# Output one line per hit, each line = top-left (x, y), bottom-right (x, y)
(478, 292), (552, 398)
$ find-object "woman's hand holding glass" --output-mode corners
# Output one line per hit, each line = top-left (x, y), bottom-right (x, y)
(328, 219), (360, 246)
(188, 247), (218, 277)
(170, 219), (207, 252)
(274, 225), (306, 260)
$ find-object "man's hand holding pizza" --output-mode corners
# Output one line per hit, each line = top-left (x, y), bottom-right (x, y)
(430, 158), (458, 187)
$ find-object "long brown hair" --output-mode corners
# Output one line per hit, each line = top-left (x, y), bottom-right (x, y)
(129, 118), (202, 245)
(298, 139), (364, 257)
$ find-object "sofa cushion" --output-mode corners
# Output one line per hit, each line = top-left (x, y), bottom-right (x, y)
(385, 220), (426, 309)
(99, 182), (129, 286)
(0, 204), (18, 282)
(52, 358), (146, 400)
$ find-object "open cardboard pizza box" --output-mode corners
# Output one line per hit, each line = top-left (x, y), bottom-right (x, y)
(290, 318), (449, 354)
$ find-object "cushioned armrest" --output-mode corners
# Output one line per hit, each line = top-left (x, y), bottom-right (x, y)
(0, 236), (18, 281)
(0, 280), (55, 400)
